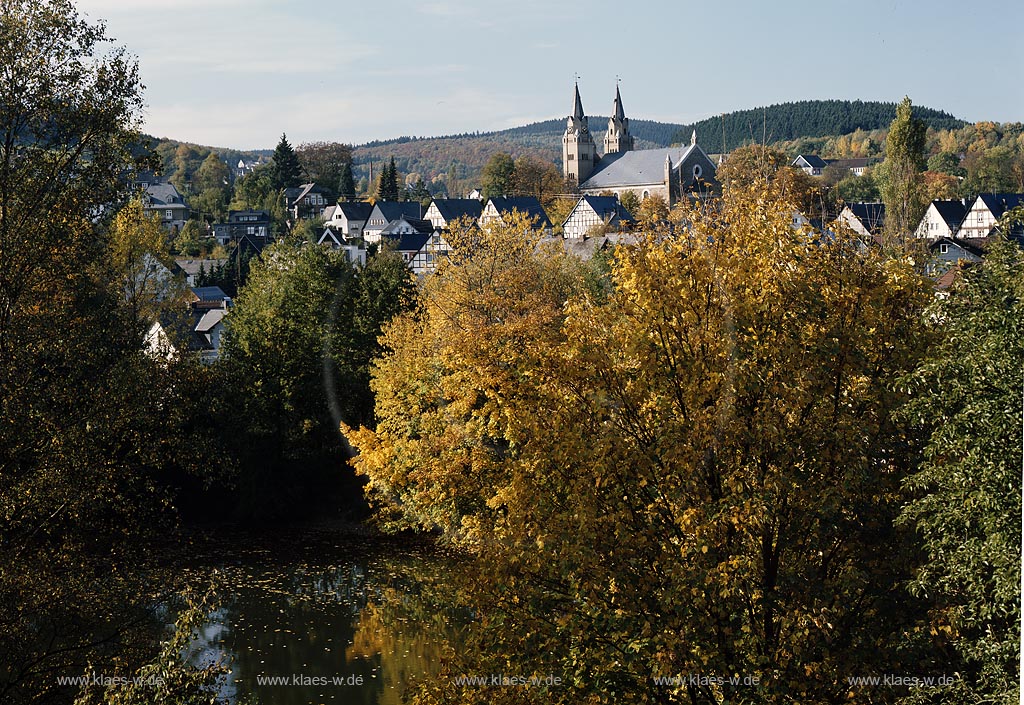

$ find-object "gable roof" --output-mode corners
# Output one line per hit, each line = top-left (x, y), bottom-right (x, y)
(430, 198), (483, 223)
(930, 199), (968, 229)
(929, 236), (986, 258)
(976, 193), (1024, 219)
(794, 154), (828, 169)
(486, 196), (552, 229)
(380, 217), (434, 236)
(371, 201), (425, 222)
(394, 232), (431, 254)
(191, 286), (228, 302)
(844, 202), (886, 235)
(195, 308), (226, 334)
(580, 145), (698, 190)
(826, 157), (872, 169)
(570, 195), (634, 225)
(336, 201), (374, 220)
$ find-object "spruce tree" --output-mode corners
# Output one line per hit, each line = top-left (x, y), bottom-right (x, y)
(270, 133), (303, 191)
(338, 162), (356, 200)
(376, 157), (400, 201)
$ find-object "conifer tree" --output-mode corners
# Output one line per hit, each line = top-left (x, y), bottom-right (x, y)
(376, 157), (400, 201)
(269, 133), (302, 191)
(338, 162), (356, 200)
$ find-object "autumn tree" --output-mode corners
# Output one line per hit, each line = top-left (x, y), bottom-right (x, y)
(0, 3), (224, 701)
(193, 152), (230, 192)
(347, 186), (934, 704)
(510, 155), (563, 208)
(296, 140), (353, 195)
(898, 227), (1023, 705)
(877, 97), (927, 248)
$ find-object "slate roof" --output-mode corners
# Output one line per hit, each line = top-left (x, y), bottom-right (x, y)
(322, 205), (337, 221)
(612, 85), (626, 121)
(336, 202), (374, 220)
(145, 182), (187, 207)
(195, 308), (226, 334)
(929, 237), (986, 258)
(486, 197), (552, 229)
(580, 146), (698, 189)
(395, 232), (431, 254)
(431, 198), (483, 223)
(191, 286), (228, 302)
(373, 201), (425, 221)
(977, 193), (1024, 219)
(931, 199), (968, 229)
(577, 195), (634, 223)
(844, 202), (886, 235)
(175, 258), (227, 279)
(380, 217), (434, 236)
(826, 157), (872, 169)
(794, 155), (828, 169)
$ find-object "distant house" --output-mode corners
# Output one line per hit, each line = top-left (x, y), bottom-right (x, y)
(142, 182), (190, 232)
(480, 196), (552, 235)
(324, 202), (373, 239)
(926, 237), (985, 277)
(958, 193), (1024, 239)
(213, 210), (272, 246)
(363, 202), (426, 243)
(174, 258), (228, 286)
(317, 228), (366, 266)
(284, 183), (331, 221)
(424, 198), (483, 230)
(826, 157), (872, 177)
(793, 155), (873, 177)
(145, 289), (230, 364)
(409, 231), (451, 276)
(561, 195), (633, 239)
(838, 202), (886, 241)
(792, 155), (828, 176)
(466, 188), (483, 200)
(379, 216), (434, 239)
(915, 200), (968, 240)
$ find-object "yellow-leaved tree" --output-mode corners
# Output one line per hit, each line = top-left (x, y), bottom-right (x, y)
(347, 188), (935, 705)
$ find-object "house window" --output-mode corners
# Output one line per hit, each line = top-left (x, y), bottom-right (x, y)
(247, 226), (255, 235)
(165, 209), (173, 219)
(939, 243), (949, 254)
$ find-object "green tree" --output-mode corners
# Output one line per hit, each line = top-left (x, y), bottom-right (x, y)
(898, 227), (1023, 705)
(877, 96), (927, 248)
(376, 156), (400, 201)
(193, 152), (230, 193)
(221, 241), (415, 518)
(296, 140), (353, 195)
(481, 152), (515, 200)
(270, 133), (303, 190)
(836, 172), (881, 202)
(338, 162), (356, 200)
(618, 189), (641, 216)
(0, 3), (222, 701)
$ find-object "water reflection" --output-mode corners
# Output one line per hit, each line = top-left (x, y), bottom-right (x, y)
(187, 545), (464, 705)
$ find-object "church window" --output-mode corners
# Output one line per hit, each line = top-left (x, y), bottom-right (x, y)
(693, 164), (703, 179)
(567, 154), (574, 160)
(642, 191), (650, 199)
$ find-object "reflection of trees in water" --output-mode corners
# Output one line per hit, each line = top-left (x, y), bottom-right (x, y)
(184, 551), (466, 705)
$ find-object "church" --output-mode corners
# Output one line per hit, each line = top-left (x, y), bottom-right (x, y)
(562, 84), (718, 205)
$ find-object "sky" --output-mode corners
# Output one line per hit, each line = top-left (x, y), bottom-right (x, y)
(76, 0), (1024, 151)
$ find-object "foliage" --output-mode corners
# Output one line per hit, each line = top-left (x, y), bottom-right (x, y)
(269, 133), (302, 191)
(338, 162), (356, 200)
(221, 242), (415, 518)
(619, 189), (641, 216)
(72, 587), (228, 705)
(898, 230), (1023, 705)
(481, 152), (515, 200)
(671, 99), (964, 153)
(348, 185), (935, 704)
(510, 155), (564, 208)
(193, 153), (230, 193)
(634, 192), (669, 225)
(836, 172), (881, 203)
(296, 141), (353, 198)
(108, 197), (186, 335)
(877, 97), (928, 248)
(376, 157), (401, 201)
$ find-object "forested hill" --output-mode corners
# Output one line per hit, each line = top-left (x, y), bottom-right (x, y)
(670, 100), (966, 153)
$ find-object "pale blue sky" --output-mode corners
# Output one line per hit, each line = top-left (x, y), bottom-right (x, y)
(77, 0), (1024, 150)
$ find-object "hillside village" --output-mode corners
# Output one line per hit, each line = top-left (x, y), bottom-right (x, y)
(134, 86), (1024, 365)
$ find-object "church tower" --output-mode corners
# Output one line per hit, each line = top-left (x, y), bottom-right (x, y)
(603, 84), (634, 155)
(562, 82), (597, 184)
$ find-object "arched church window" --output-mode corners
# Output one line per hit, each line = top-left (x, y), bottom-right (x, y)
(693, 164), (703, 179)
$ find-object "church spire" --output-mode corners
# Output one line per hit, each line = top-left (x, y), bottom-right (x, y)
(604, 81), (634, 156)
(573, 82), (585, 120)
